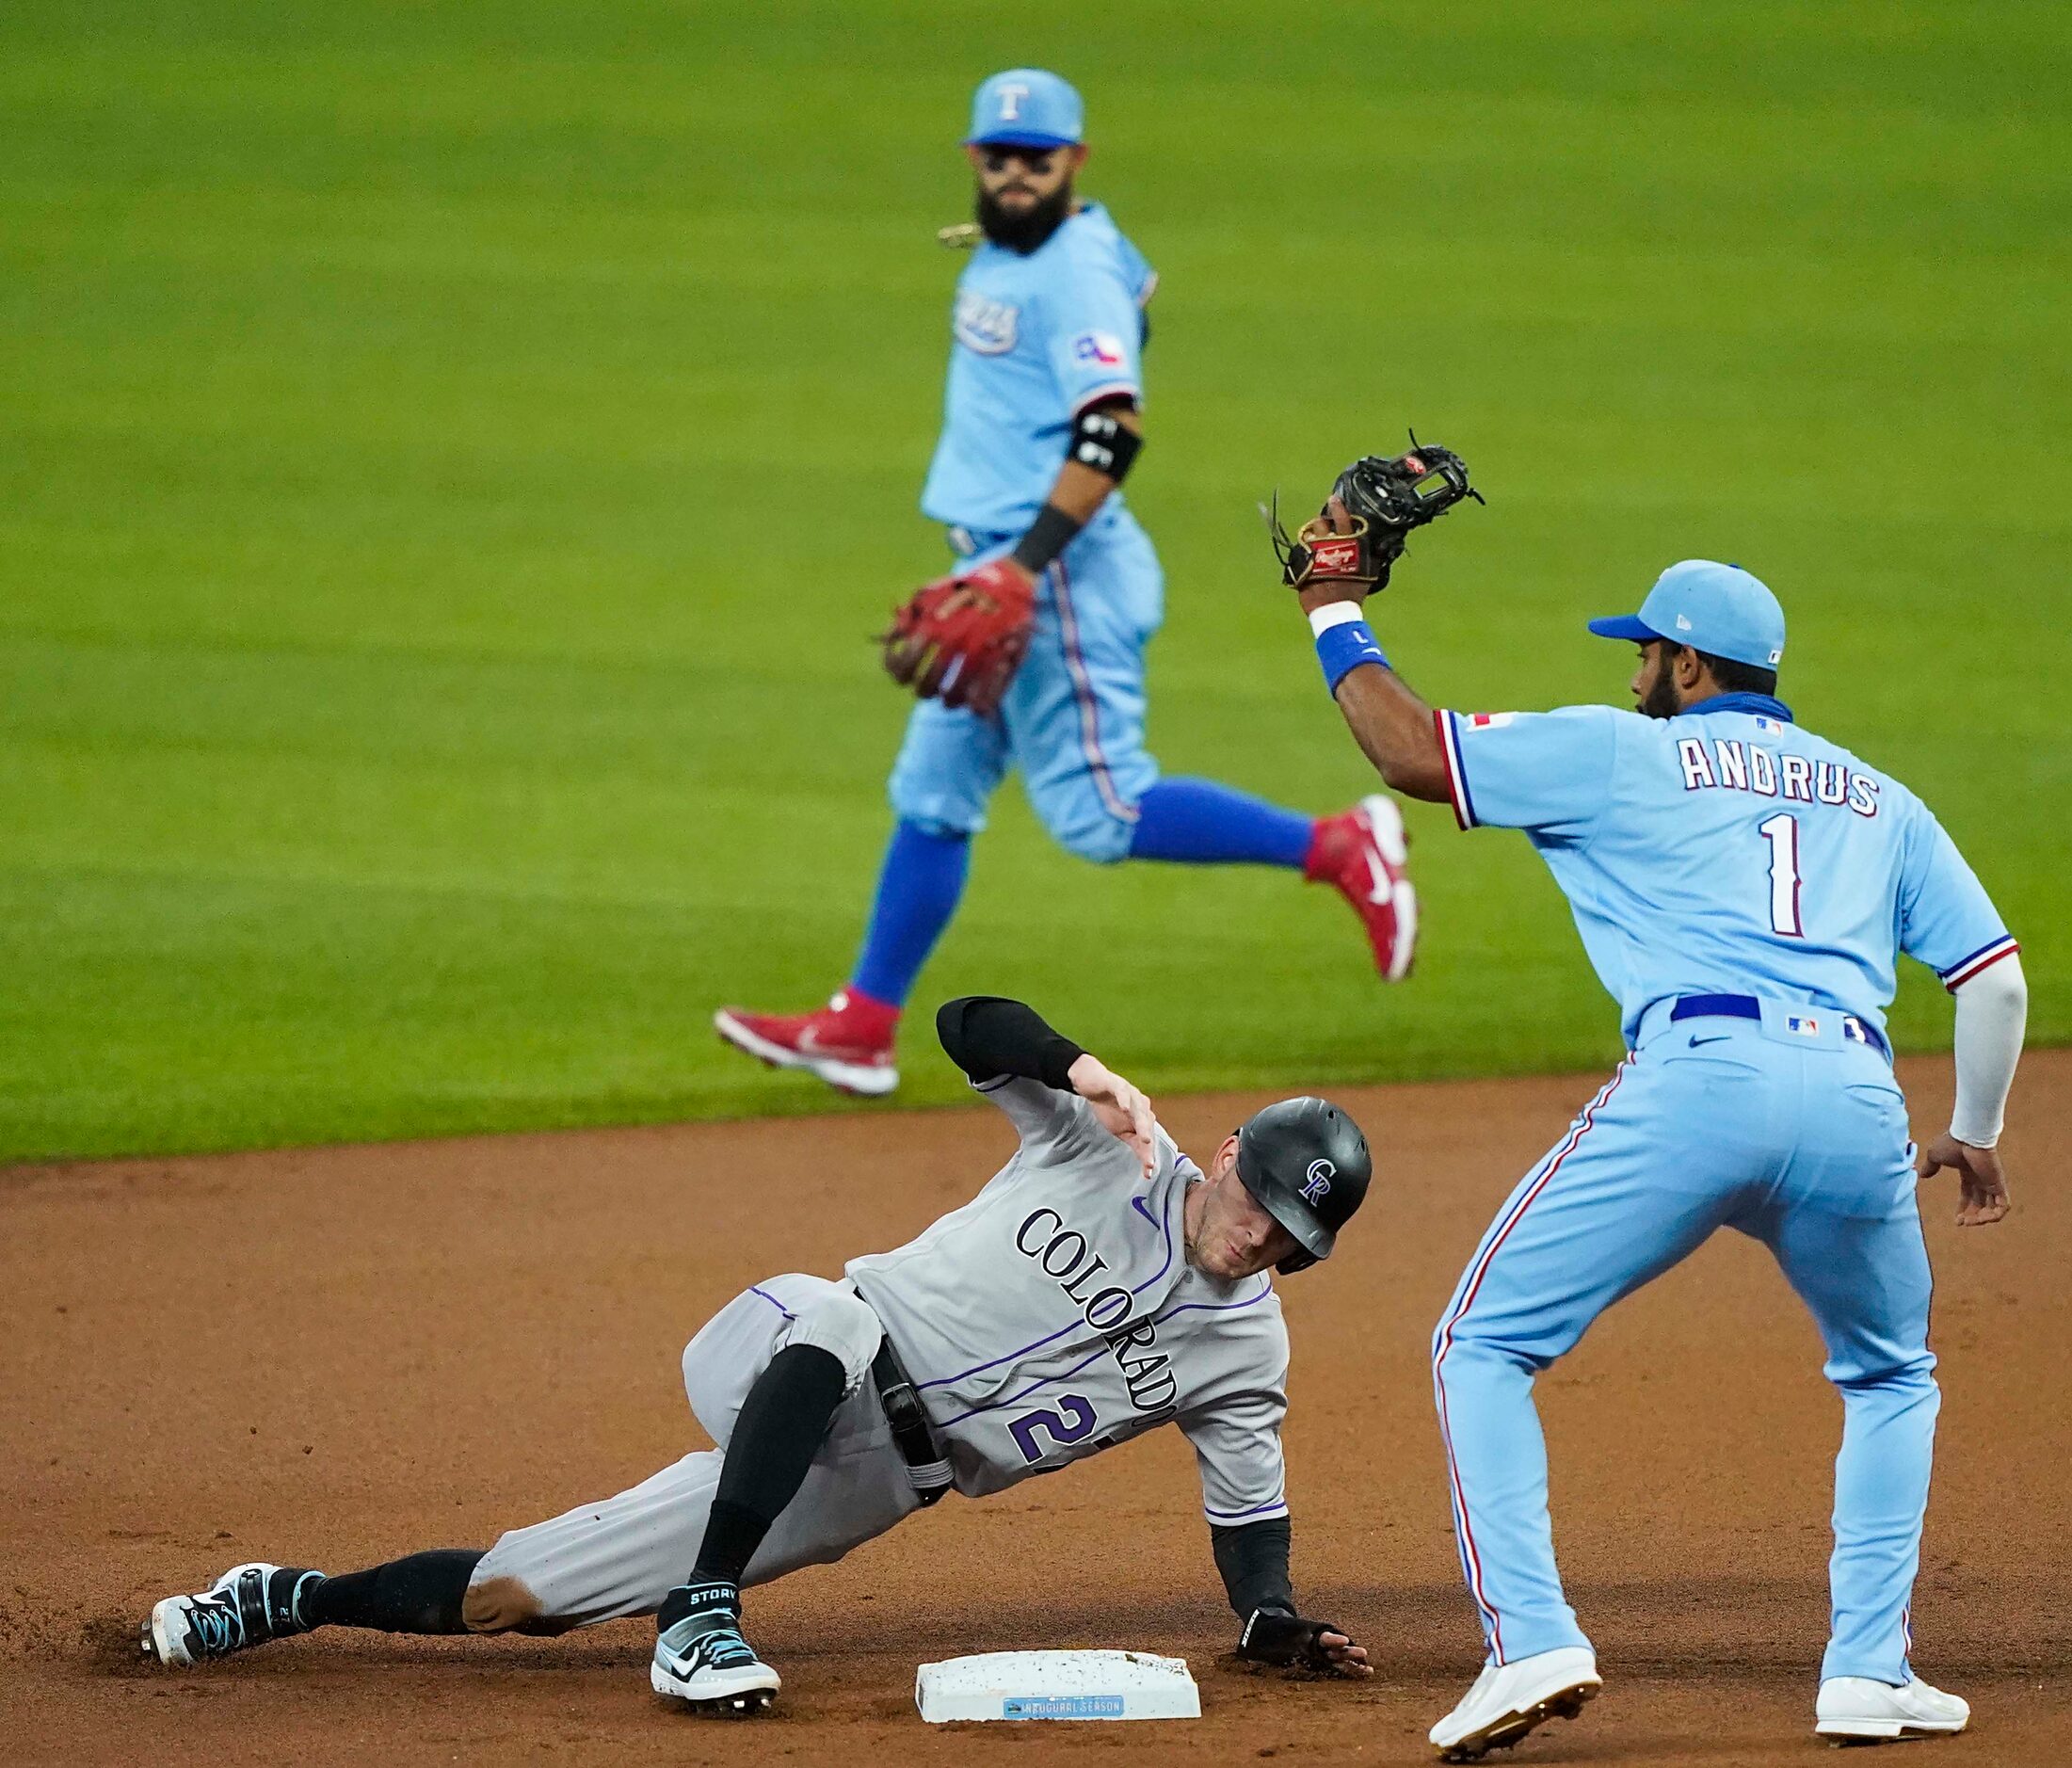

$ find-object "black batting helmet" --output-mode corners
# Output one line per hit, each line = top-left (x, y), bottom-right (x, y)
(1234, 1097), (1372, 1275)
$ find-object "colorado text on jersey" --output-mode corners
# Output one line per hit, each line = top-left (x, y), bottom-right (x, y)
(1014, 1204), (1180, 1414)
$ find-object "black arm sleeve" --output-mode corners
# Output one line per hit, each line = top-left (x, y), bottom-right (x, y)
(935, 996), (1085, 1090)
(1211, 1517), (1295, 1619)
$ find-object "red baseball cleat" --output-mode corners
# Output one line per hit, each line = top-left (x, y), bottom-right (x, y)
(714, 989), (901, 1097)
(1306, 795), (1419, 982)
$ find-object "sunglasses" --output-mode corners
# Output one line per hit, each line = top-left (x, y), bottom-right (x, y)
(980, 148), (1058, 175)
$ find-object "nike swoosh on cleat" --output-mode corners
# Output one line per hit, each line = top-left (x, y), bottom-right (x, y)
(1363, 848), (1393, 906)
(796, 1029), (879, 1063)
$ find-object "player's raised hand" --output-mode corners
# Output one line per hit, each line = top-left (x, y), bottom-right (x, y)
(1266, 434), (1481, 608)
(1066, 1053), (1158, 1177)
(1916, 1133), (2011, 1226)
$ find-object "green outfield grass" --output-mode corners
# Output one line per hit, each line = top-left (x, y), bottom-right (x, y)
(3, 1), (2064, 1159)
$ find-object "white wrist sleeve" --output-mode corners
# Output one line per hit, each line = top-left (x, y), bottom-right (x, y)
(1949, 954), (2026, 1149)
(1307, 601), (1366, 635)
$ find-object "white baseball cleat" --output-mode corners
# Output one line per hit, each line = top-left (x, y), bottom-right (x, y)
(142, 1562), (321, 1667)
(1815, 1675), (1969, 1743)
(1429, 1646), (1600, 1760)
(651, 1581), (781, 1716)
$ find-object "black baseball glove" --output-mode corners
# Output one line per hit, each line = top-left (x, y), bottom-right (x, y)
(1266, 431), (1483, 592)
(1233, 1605), (1367, 1676)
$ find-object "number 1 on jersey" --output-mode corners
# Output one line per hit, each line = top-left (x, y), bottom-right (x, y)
(1759, 812), (1804, 937)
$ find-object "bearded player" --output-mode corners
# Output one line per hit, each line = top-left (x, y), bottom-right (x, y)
(143, 995), (1373, 1712)
(714, 69), (1416, 1098)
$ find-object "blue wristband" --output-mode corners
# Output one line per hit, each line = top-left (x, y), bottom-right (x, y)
(1314, 619), (1389, 693)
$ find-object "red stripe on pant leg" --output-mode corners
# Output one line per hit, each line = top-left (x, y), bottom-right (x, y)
(1430, 1110), (1597, 1656)
(1051, 559), (1135, 824)
(1435, 1373), (1499, 1653)
(1431, 1059), (1630, 1661)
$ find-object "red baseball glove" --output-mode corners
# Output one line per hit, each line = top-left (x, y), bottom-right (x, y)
(880, 558), (1037, 717)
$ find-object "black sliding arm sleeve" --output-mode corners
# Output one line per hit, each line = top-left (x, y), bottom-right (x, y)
(936, 995), (1085, 1090)
(1211, 1516), (1295, 1619)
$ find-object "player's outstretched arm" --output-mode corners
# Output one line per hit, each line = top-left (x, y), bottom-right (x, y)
(1213, 1519), (1371, 1678)
(1270, 444), (1481, 803)
(1290, 505), (1451, 804)
(936, 996), (1157, 1176)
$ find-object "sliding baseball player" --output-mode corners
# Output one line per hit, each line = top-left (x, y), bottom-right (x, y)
(144, 995), (1375, 1714)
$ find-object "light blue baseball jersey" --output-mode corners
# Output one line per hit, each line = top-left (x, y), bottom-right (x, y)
(1434, 692), (2017, 1044)
(920, 201), (1155, 536)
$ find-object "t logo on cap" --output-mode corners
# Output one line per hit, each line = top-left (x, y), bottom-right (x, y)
(966, 68), (1085, 151)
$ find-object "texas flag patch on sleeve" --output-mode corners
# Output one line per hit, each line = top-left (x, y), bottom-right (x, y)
(1072, 330), (1127, 367)
(1464, 712), (1516, 731)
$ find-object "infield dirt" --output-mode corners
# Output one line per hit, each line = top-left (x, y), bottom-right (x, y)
(6, 1055), (2067, 1765)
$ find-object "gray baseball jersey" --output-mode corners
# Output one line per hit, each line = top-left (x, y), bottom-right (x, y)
(465, 1082), (1291, 1632)
(848, 1077), (1291, 1525)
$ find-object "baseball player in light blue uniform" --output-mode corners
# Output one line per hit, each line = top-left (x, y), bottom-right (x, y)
(900, 85), (1162, 870)
(1286, 546), (2026, 1757)
(715, 71), (1415, 1096)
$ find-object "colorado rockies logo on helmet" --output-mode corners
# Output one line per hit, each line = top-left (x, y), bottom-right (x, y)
(1234, 1096), (1371, 1276)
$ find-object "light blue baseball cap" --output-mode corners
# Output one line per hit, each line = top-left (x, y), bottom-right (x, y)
(1588, 559), (1786, 669)
(966, 69), (1084, 151)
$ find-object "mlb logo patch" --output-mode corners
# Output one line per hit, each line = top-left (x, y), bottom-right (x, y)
(1786, 1015), (1821, 1037)
(1467, 712), (1516, 731)
(1755, 716), (1781, 734)
(1072, 330), (1126, 367)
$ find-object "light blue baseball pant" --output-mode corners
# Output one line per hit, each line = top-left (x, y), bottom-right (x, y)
(889, 508), (1164, 862)
(1431, 1011), (1936, 1683)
